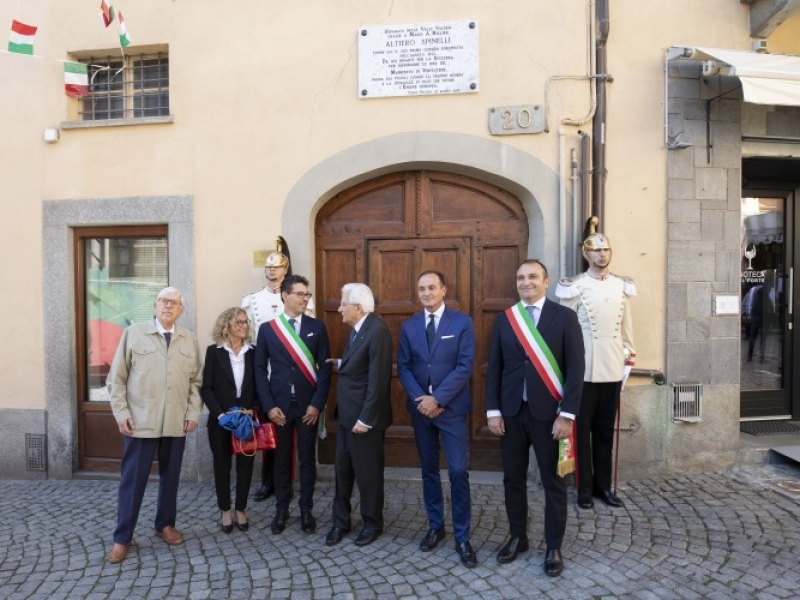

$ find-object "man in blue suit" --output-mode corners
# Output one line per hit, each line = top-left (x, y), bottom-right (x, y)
(397, 271), (477, 568)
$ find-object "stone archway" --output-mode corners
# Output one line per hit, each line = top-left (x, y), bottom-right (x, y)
(315, 170), (529, 470)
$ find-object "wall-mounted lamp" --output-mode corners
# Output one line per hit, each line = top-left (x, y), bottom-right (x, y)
(43, 128), (60, 144)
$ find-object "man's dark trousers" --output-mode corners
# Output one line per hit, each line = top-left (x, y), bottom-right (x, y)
(576, 380), (621, 497)
(501, 404), (567, 549)
(332, 424), (385, 532)
(274, 401), (318, 511)
(113, 436), (185, 544)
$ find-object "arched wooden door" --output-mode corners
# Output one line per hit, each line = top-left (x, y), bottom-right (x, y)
(315, 171), (528, 470)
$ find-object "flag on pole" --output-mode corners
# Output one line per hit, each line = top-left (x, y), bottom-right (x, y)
(99, 0), (115, 28)
(118, 11), (130, 47)
(64, 61), (89, 97)
(8, 20), (37, 55)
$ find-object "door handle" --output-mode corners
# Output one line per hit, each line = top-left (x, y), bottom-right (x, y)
(789, 268), (794, 316)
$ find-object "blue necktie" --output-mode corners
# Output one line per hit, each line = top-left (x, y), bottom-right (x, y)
(526, 304), (536, 326)
(426, 314), (436, 349)
(164, 332), (172, 348)
(288, 318), (297, 333)
(346, 329), (357, 351)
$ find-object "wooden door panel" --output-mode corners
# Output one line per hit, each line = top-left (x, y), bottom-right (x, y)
(316, 171), (527, 470)
(75, 226), (168, 474)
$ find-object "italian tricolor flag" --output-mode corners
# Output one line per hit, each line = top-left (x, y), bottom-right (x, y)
(99, 0), (115, 28)
(118, 11), (130, 48)
(64, 62), (89, 98)
(8, 20), (37, 56)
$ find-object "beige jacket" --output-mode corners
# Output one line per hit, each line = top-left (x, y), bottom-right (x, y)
(557, 272), (636, 382)
(107, 321), (203, 437)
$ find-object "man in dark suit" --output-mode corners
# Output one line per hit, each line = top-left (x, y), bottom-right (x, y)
(485, 259), (584, 577)
(325, 283), (393, 547)
(397, 271), (477, 568)
(255, 274), (331, 535)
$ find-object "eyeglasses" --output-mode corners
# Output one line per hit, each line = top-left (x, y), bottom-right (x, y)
(157, 298), (182, 307)
(233, 319), (249, 327)
(288, 292), (313, 300)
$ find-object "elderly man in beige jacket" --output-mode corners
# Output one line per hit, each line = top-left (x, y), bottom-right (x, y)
(106, 287), (202, 564)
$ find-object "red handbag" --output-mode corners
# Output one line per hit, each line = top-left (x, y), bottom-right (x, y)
(231, 415), (277, 456)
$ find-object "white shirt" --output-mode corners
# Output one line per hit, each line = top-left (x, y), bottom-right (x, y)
(425, 303), (445, 331)
(154, 317), (175, 343)
(219, 342), (252, 398)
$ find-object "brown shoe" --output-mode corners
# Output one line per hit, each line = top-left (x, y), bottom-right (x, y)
(107, 542), (130, 564)
(155, 526), (184, 546)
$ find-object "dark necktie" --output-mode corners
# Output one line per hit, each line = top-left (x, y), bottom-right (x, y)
(164, 332), (172, 347)
(346, 329), (357, 351)
(288, 318), (297, 333)
(426, 314), (436, 349)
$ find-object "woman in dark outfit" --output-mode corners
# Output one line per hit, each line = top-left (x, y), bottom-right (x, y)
(201, 307), (256, 532)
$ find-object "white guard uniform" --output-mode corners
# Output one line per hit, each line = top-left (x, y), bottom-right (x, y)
(556, 272), (636, 383)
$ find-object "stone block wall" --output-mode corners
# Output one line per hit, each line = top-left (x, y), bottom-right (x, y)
(664, 60), (742, 467)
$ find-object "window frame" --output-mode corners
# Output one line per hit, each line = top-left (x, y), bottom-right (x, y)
(80, 52), (169, 121)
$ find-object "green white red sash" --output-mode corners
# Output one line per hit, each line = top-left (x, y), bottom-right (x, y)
(506, 301), (574, 477)
(506, 302), (564, 401)
(270, 314), (318, 387)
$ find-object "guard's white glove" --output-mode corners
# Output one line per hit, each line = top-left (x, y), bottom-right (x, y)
(621, 365), (632, 390)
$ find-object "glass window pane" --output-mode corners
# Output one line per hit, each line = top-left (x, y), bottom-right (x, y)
(740, 197), (784, 391)
(84, 236), (168, 401)
(133, 58), (168, 90)
(133, 93), (169, 117)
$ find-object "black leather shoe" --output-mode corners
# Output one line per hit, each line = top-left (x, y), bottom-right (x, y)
(419, 528), (445, 552)
(254, 485), (274, 502)
(544, 548), (563, 577)
(325, 526), (350, 546)
(497, 536), (529, 564)
(354, 527), (381, 547)
(455, 541), (477, 568)
(595, 490), (624, 508)
(235, 516), (249, 532)
(221, 511), (233, 534)
(270, 510), (289, 534)
(300, 510), (316, 534)
(577, 495), (594, 510)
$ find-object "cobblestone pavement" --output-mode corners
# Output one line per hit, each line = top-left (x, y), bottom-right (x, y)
(2, 464), (800, 599)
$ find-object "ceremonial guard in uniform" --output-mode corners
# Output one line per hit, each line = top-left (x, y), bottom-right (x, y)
(556, 225), (635, 510)
(241, 241), (315, 502)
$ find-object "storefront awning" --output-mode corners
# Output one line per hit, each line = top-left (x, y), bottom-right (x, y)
(673, 46), (800, 107)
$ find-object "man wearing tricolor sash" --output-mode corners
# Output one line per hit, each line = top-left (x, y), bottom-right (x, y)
(254, 275), (331, 536)
(242, 240), (316, 503)
(485, 259), (584, 577)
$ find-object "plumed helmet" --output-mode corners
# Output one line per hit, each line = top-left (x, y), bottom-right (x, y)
(264, 251), (289, 269)
(583, 232), (611, 252)
(581, 216), (612, 262)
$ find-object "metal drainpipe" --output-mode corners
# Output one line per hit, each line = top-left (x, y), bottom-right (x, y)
(579, 130), (592, 234)
(592, 0), (610, 229)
